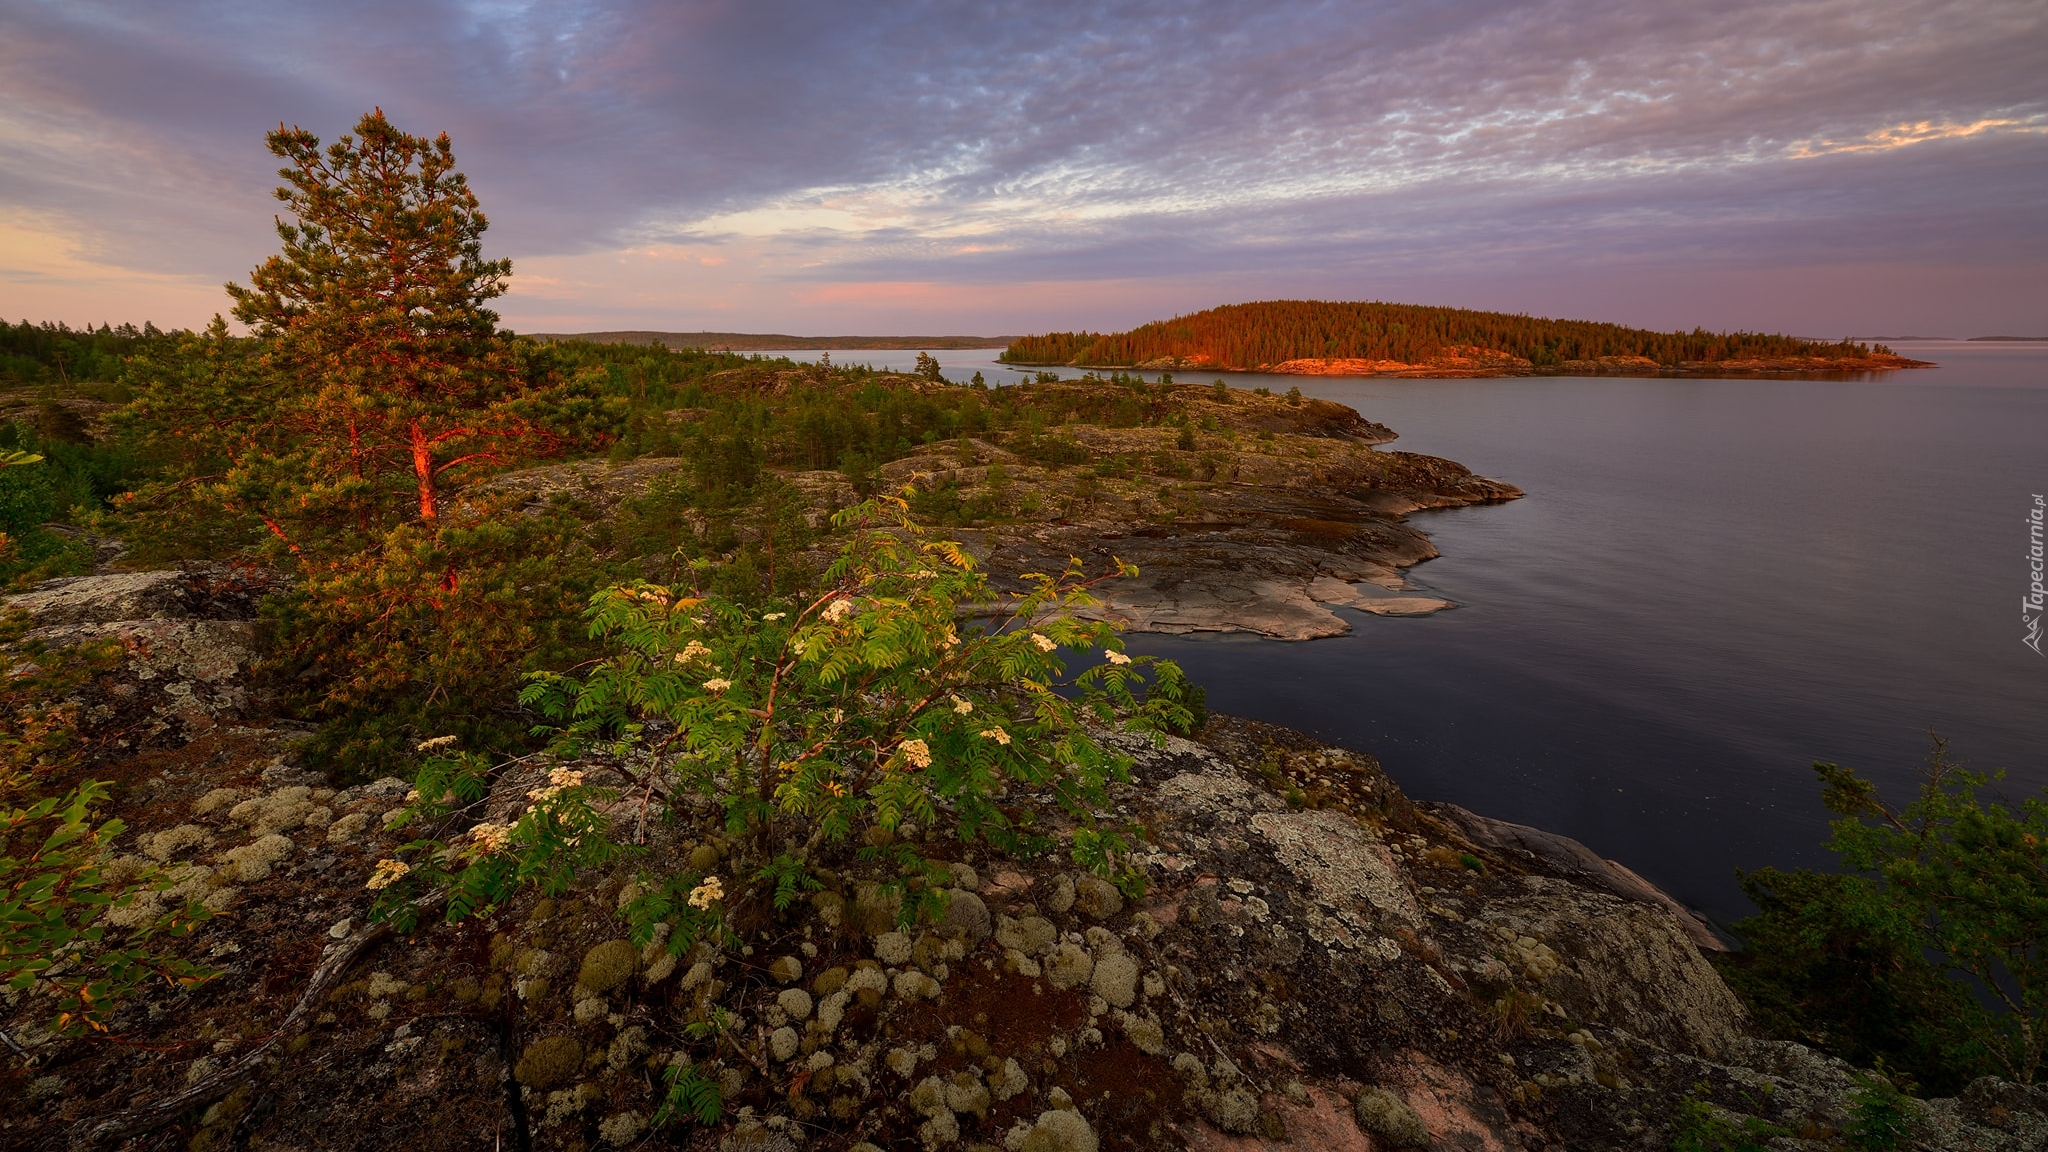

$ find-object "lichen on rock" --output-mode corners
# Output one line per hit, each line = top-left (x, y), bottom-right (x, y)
(1012, 1107), (1098, 1152)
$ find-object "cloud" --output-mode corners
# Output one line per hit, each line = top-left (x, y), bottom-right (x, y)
(1, 0), (2042, 334)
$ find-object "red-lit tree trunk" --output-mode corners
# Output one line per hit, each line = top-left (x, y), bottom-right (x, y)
(409, 421), (439, 522)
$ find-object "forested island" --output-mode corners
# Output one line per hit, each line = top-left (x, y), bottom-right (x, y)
(1001, 300), (1934, 376)
(533, 331), (1013, 352)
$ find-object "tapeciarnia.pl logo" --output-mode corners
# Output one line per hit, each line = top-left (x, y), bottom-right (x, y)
(2027, 494), (2045, 656)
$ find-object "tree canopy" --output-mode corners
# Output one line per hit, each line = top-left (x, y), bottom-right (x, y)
(224, 108), (562, 526)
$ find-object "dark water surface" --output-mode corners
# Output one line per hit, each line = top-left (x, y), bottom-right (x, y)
(772, 344), (2048, 928)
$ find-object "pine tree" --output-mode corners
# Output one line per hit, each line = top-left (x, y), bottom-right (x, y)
(118, 111), (616, 774)
(225, 108), (559, 531)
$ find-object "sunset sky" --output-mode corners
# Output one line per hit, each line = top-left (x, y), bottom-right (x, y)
(3, 0), (2043, 338)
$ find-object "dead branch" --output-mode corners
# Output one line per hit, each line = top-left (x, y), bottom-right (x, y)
(79, 890), (448, 1144)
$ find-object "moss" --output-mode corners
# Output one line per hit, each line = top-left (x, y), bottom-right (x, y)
(597, 1111), (646, 1146)
(577, 939), (638, 994)
(1044, 875), (1076, 914)
(872, 931), (912, 966)
(1354, 1087), (1428, 1147)
(515, 1036), (584, 1089)
(1197, 1087), (1260, 1135)
(944, 1071), (991, 1117)
(1019, 1109), (1099, 1152)
(813, 966), (849, 996)
(1114, 1011), (1164, 1055)
(1072, 875), (1124, 919)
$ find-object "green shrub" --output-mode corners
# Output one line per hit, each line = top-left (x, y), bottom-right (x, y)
(1722, 737), (2046, 1088)
(1845, 1067), (1919, 1152)
(0, 452), (58, 535)
(1666, 1084), (1787, 1152)
(375, 494), (1200, 937)
(1, 609), (215, 1035)
(2, 782), (217, 1035)
(1718, 867), (1990, 1094)
(261, 505), (607, 779)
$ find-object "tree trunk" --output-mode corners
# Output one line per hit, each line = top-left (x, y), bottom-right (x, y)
(409, 421), (438, 522)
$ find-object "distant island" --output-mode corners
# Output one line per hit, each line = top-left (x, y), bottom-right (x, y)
(528, 330), (1012, 351)
(1002, 300), (1935, 377)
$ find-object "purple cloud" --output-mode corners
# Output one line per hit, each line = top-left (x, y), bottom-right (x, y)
(1, 0), (2041, 334)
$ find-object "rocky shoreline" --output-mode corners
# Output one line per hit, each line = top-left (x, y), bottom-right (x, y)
(487, 379), (1521, 641)
(5, 568), (2042, 1151)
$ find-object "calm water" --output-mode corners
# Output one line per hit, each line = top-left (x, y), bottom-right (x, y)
(767, 343), (2048, 928)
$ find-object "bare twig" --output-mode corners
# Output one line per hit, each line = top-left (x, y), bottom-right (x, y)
(77, 890), (449, 1144)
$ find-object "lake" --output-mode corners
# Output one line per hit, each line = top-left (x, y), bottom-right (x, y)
(758, 343), (2048, 929)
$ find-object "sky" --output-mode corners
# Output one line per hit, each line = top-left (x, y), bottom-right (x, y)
(2, 0), (2043, 339)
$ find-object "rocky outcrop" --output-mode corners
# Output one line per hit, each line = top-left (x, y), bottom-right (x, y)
(5, 566), (285, 754)
(481, 383), (1517, 641)
(1429, 803), (1729, 954)
(6, 567), (275, 627)
(7, 573), (2037, 1152)
(471, 455), (688, 516)
(848, 387), (1516, 640)
(1263, 347), (1535, 378)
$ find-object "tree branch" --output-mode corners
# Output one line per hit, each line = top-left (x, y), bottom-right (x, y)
(79, 889), (449, 1144)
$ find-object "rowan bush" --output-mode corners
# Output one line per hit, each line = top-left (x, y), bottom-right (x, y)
(373, 494), (1199, 941)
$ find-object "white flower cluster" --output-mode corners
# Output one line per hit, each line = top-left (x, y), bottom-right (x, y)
(703, 678), (732, 692)
(979, 727), (1011, 746)
(898, 739), (933, 769)
(526, 767), (586, 804)
(415, 734), (458, 752)
(822, 597), (856, 622)
(950, 694), (973, 714)
(1029, 633), (1056, 652)
(465, 822), (513, 855)
(365, 858), (410, 890)
(674, 640), (712, 663)
(1104, 649), (1131, 666)
(688, 876), (724, 909)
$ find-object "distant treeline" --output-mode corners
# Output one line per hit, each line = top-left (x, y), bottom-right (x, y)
(1, 319), (183, 385)
(1002, 301), (1892, 369)
(534, 331), (1013, 351)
